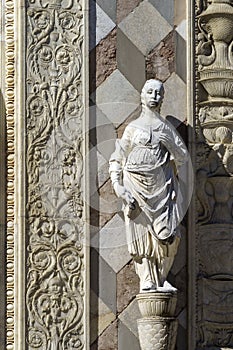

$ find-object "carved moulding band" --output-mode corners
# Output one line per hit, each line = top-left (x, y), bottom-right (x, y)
(5, 0), (15, 349)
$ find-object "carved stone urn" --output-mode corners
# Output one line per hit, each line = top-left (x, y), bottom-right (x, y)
(198, 0), (233, 101)
(136, 292), (178, 350)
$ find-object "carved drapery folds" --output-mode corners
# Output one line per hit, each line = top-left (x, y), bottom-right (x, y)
(196, 0), (233, 348)
(25, 0), (86, 348)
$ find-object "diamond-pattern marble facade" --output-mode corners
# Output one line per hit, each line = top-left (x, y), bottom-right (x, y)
(90, 0), (187, 348)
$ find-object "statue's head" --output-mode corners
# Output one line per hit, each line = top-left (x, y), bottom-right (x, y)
(141, 79), (164, 111)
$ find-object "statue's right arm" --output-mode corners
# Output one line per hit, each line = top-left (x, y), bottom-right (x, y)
(109, 126), (132, 184)
(109, 126), (135, 206)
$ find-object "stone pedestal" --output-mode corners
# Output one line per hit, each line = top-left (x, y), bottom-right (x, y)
(136, 292), (178, 350)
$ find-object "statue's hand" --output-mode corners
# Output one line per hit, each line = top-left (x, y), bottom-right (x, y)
(159, 133), (170, 146)
(113, 183), (135, 207)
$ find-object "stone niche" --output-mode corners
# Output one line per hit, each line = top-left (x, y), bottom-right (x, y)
(2, 0), (190, 349)
(89, 0), (188, 349)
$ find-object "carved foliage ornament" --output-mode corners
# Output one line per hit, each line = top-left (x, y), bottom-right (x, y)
(26, 0), (85, 348)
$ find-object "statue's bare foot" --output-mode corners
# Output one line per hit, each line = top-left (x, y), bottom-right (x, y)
(157, 281), (177, 293)
(141, 281), (157, 293)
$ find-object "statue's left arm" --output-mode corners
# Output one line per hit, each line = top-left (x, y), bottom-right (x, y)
(160, 124), (188, 168)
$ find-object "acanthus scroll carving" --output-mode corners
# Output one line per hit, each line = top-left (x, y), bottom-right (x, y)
(26, 0), (85, 348)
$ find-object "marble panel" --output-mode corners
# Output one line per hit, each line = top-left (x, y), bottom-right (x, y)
(146, 31), (175, 82)
(89, 106), (117, 160)
(99, 255), (117, 313)
(174, 0), (186, 26)
(89, 0), (116, 50)
(117, 28), (145, 91)
(118, 298), (141, 338)
(148, 0), (174, 25)
(176, 19), (187, 40)
(90, 248), (117, 314)
(116, 105), (142, 138)
(176, 325), (187, 350)
(118, 320), (141, 350)
(117, 0), (143, 24)
(96, 151), (109, 188)
(161, 72), (187, 121)
(93, 214), (131, 273)
(178, 308), (187, 329)
(90, 290), (116, 344)
(92, 69), (140, 127)
(175, 31), (187, 83)
(93, 320), (118, 349)
(90, 28), (117, 93)
(96, 0), (117, 22)
(117, 260), (139, 313)
(175, 266), (187, 316)
(171, 228), (187, 276)
(119, 1), (172, 55)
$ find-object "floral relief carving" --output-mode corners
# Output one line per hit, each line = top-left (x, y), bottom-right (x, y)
(26, 0), (85, 348)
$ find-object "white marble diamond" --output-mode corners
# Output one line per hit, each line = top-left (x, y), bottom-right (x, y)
(176, 19), (187, 40)
(119, 299), (141, 338)
(161, 73), (187, 122)
(92, 69), (140, 127)
(90, 290), (115, 343)
(119, 1), (172, 55)
(92, 214), (131, 273)
(89, 0), (116, 50)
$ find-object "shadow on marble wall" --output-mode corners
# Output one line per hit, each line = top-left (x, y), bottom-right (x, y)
(89, 1), (100, 345)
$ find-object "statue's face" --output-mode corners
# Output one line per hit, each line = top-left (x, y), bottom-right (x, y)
(143, 80), (164, 109)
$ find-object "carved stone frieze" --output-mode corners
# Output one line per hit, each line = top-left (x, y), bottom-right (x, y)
(195, 1), (233, 348)
(25, 0), (86, 348)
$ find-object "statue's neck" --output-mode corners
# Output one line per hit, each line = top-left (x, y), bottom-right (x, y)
(141, 106), (162, 124)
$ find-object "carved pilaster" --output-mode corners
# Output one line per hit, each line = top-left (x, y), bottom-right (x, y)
(194, 0), (233, 348)
(24, 0), (88, 349)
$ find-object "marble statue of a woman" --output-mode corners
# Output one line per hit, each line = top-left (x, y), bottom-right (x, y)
(109, 79), (188, 293)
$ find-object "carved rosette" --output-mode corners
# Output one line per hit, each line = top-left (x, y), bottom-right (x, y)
(25, 0), (85, 348)
(136, 293), (178, 350)
(195, 0), (233, 348)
